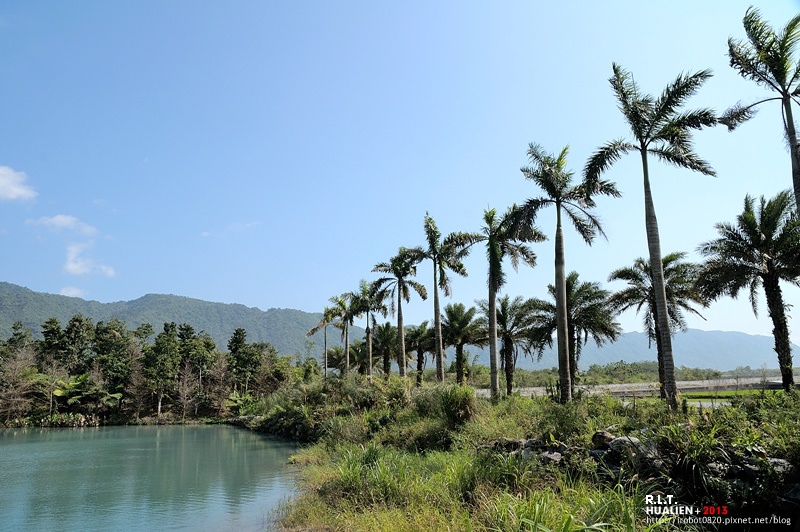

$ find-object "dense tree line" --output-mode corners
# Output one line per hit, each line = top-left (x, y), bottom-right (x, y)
(0, 316), (311, 426)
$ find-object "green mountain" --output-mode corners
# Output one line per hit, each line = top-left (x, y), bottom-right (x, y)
(472, 329), (796, 372)
(0, 282), (791, 371)
(0, 282), (362, 356)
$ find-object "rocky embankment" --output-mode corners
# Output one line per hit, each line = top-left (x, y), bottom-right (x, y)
(485, 427), (800, 519)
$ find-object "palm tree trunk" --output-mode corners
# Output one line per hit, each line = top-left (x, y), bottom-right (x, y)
(323, 325), (328, 382)
(641, 150), (678, 409)
(382, 344), (391, 377)
(344, 324), (350, 375)
(763, 271), (794, 392)
(433, 263), (445, 382)
(503, 340), (514, 396)
(783, 96), (800, 211)
(653, 320), (666, 399)
(416, 348), (424, 387)
(488, 280), (500, 400)
(568, 321), (577, 397)
(366, 320), (373, 382)
(455, 344), (466, 384)
(397, 293), (406, 378)
(554, 209), (572, 403)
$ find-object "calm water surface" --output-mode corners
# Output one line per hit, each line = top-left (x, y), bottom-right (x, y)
(0, 425), (298, 531)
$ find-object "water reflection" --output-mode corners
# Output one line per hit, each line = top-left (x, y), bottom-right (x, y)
(0, 425), (298, 531)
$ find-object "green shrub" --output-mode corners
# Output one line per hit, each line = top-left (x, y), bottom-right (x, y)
(378, 417), (452, 452)
(411, 385), (444, 418)
(440, 385), (476, 428)
(323, 414), (370, 447)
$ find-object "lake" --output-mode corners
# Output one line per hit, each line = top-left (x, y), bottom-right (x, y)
(0, 424), (298, 531)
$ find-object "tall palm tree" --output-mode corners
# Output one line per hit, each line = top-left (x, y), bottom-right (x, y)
(696, 191), (800, 392)
(306, 305), (338, 381)
(608, 252), (707, 398)
(324, 345), (347, 374)
(352, 280), (390, 382)
(475, 207), (544, 399)
(405, 321), (435, 387)
(373, 321), (398, 378)
(722, 8), (800, 210)
(441, 303), (486, 385)
(529, 272), (622, 395)
(372, 247), (428, 378)
(421, 212), (475, 382)
(328, 292), (360, 375)
(516, 143), (619, 402)
(348, 339), (373, 376)
(477, 295), (537, 395)
(584, 64), (717, 409)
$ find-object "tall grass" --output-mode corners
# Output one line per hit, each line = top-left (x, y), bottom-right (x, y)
(273, 376), (800, 531)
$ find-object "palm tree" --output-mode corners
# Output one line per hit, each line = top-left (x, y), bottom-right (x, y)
(348, 339), (371, 375)
(722, 8), (800, 210)
(529, 272), (622, 395)
(584, 64), (717, 409)
(441, 303), (486, 385)
(608, 252), (707, 398)
(516, 143), (619, 402)
(306, 305), (338, 381)
(373, 321), (397, 378)
(352, 279), (390, 382)
(324, 345), (346, 374)
(475, 207), (544, 399)
(696, 191), (800, 392)
(405, 321), (435, 387)
(421, 212), (475, 382)
(477, 295), (537, 395)
(328, 292), (360, 375)
(372, 247), (428, 378)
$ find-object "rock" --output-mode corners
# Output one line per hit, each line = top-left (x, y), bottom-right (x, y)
(490, 438), (525, 452)
(592, 430), (615, 449)
(539, 451), (562, 465)
(706, 462), (730, 478)
(769, 458), (798, 483)
(589, 449), (607, 460)
(551, 441), (569, 454)
(609, 436), (644, 455)
(783, 483), (800, 504)
(524, 439), (546, 451)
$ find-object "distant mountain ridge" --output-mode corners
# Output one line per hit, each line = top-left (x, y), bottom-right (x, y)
(0, 282), (360, 356)
(472, 328), (794, 372)
(0, 282), (791, 370)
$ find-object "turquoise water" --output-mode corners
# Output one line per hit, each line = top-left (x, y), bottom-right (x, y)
(0, 425), (298, 531)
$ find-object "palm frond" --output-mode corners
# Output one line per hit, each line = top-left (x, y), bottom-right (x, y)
(583, 139), (637, 184)
(648, 145), (716, 176)
(649, 69), (714, 136)
(718, 102), (760, 131)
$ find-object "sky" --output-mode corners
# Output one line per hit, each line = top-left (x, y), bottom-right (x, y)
(2, 1), (800, 351)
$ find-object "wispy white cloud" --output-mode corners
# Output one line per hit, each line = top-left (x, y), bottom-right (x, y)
(59, 286), (87, 298)
(201, 220), (261, 238)
(28, 214), (116, 279)
(64, 243), (116, 277)
(0, 166), (37, 201)
(28, 214), (98, 236)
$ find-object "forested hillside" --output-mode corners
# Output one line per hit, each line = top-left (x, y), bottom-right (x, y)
(0, 282), (361, 355)
(1, 282), (791, 371)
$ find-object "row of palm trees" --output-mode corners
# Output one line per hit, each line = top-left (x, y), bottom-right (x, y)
(309, 8), (800, 406)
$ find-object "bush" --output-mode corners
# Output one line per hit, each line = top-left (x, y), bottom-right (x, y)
(440, 385), (476, 428)
(378, 417), (452, 452)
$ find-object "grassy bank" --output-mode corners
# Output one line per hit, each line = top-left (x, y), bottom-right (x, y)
(232, 375), (800, 531)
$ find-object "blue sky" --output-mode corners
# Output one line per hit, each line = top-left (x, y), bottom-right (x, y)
(2, 1), (800, 349)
